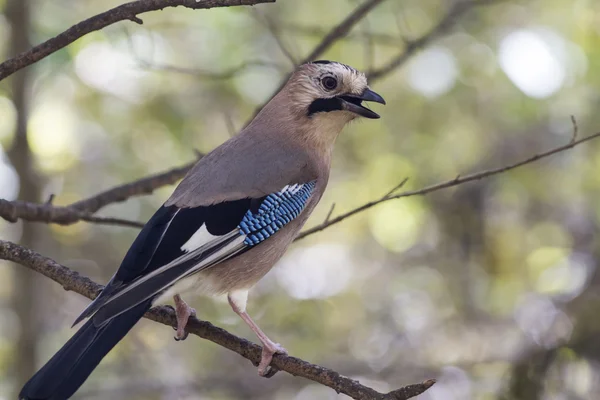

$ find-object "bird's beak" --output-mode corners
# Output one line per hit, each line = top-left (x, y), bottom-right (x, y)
(338, 88), (386, 119)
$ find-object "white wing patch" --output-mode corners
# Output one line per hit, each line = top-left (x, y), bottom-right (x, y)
(278, 184), (303, 196)
(181, 225), (218, 253)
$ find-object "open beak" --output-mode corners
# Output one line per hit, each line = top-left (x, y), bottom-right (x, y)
(339, 88), (386, 119)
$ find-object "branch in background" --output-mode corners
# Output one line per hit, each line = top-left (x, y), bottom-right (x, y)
(283, 23), (405, 47)
(0, 0), (276, 82)
(0, 197), (146, 229)
(6, 0), (39, 391)
(0, 239), (435, 400)
(0, 200), (145, 228)
(300, 0), (386, 64)
(366, 0), (503, 81)
(70, 157), (200, 213)
(0, 158), (201, 228)
(0, 132), (203, 229)
(139, 60), (286, 79)
(252, 11), (299, 66)
(296, 131), (600, 240)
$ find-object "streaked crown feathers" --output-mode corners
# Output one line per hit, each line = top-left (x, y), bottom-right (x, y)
(289, 60), (369, 105)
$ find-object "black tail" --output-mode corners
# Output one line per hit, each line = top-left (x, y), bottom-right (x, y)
(19, 300), (152, 400)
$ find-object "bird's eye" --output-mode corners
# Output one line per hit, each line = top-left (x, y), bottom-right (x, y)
(321, 76), (338, 90)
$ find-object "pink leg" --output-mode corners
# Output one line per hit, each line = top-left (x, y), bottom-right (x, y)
(228, 293), (287, 376)
(173, 294), (196, 341)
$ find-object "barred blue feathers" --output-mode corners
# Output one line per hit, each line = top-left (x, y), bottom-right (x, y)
(239, 182), (316, 246)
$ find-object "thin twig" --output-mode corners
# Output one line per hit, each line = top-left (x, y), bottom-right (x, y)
(367, 0), (503, 82)
(361, 8), (376, 72)
(302, 0), (386, 64)
(283, 23), (405, 47)
(570, 115), (578, 143)
(0, 239), (434, 400)
(0, 0), (276, 82)
(253, 12), (298, 65)
(224, 113), (237, 137)
(295, 131), (600, 240)
(70, 158), (200, 213)
(139, 59), (285, 79)
(79, 215), (145, 228)
(324, 203), (336, 224)
(384, 177), (409, 198)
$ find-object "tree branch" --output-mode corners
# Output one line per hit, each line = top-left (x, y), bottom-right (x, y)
(252, 11), (299, 66)
(301, 0), (386, 64)
(0, 200), (145, 228)
(0, 0), (275, 82)
(69, 158), (199, 213)
(366, 0), (503, 82)
(296, 131), (600, 240)
(280, 23), (406, 47)
(138, 60), (285, 80)
(0, 239), (435, 400)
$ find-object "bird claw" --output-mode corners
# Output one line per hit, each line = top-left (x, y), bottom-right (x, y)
(258, 359), (284, 377)
(173, 295), (196, 342)
(260, 365), (279, 378)
(173, 321), (192, 341)
(173, 331), (189, 341)
(258, 342), (287, 377)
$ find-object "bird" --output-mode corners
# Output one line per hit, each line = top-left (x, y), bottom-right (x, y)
(19, 60), (385, 400)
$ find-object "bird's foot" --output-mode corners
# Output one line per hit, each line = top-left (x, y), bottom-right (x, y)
(173, 295), (196, 341)
(258, 340), (287, 377)
(226, 293), (286, 377)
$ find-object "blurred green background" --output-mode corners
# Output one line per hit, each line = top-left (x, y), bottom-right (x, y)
(2, 0), (600, 399)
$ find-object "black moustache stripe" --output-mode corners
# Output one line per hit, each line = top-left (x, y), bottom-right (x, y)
(307, 98), (343, 116)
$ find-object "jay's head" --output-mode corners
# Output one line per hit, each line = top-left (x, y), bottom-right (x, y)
(288, 60), (385, 123)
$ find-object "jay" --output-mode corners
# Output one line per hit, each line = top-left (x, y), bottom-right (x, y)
(20, 60), (385, 400)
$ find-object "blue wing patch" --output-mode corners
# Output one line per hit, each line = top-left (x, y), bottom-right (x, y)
(239, 181), (316, 246)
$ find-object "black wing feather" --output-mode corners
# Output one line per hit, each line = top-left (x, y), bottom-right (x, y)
(72, 206), (186, 325)
(143, 205), (207, 272)
(204, 199), (251, 235)
(116, 205), (185, 282)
